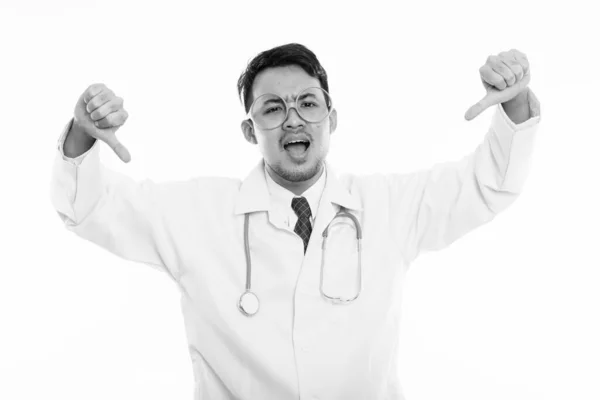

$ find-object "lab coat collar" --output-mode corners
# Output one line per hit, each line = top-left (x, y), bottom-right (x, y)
(233, 159), (362, 216)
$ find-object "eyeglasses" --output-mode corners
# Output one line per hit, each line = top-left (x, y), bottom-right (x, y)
(246, 87), (333, 130)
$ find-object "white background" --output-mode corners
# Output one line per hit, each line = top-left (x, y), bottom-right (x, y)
(1, 0), (599, 399)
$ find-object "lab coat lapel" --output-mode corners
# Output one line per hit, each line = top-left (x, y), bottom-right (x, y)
(233, 159), (289, 231)
(234, 160), (363, 237)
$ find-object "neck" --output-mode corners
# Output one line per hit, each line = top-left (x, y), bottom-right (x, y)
(266, 163), (324, 196)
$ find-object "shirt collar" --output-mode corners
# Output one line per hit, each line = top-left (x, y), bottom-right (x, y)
(234, 159), (362, 215)
(264, 163), (326, 218)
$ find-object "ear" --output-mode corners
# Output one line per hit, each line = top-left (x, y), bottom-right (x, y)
(241, 119), (257, 144)
(328, 108), (338, 134)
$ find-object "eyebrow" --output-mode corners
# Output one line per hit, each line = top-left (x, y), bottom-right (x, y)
(266, 92), (317, 103)
(262, 98), (285, 106)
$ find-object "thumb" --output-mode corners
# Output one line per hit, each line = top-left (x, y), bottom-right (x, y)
(464, 99), (489, 121)
(103, 134), (132, 163)
(464, 73), (531, 121)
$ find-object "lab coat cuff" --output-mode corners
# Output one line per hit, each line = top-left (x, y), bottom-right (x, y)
(493, 87), (541, 132)
(488, 87), (541, 194)
(51, 119), (103, 225)
(56, 118), (99, 166)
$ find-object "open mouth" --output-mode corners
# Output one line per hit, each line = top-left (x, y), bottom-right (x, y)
(283, 139), (310, 156)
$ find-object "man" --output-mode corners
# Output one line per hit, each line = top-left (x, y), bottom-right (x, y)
(50, 43), (541, 399)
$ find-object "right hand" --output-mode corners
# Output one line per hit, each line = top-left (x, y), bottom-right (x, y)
(73, 83), (131, 163)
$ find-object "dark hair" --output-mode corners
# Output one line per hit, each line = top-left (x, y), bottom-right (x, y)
(237, 43), (329, 114)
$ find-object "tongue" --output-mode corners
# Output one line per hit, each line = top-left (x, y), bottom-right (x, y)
(286, 143), (307, 156)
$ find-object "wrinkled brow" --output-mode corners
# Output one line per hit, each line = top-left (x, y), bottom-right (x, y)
(281, 92), (317, 102)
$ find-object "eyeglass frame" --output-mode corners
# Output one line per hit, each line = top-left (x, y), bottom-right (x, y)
(245, 86), (334, 130)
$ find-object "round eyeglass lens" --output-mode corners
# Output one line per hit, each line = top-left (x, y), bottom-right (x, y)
(250, 87), (332, 129)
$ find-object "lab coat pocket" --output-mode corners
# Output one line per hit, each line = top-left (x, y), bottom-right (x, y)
(321, 216), (361, 302)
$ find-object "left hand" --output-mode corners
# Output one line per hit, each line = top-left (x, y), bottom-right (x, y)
(464, 49), (531, 121)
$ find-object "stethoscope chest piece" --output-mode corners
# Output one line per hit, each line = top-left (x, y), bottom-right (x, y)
(238, 290), (260, 316)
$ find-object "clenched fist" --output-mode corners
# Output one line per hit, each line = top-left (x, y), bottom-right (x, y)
(73, 83), (131, 163)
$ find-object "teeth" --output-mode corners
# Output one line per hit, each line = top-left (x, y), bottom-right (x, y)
(287, 140), (307, 145)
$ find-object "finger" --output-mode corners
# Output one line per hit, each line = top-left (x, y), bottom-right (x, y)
(86, 89), (115, 113)
(103, 133), (132, 163)
(487, 54), (516, 87)
(90, 97), (124, 121)
(501, 58), (524, 82)
(83, 83), (106, 104)
(480, 64), (507, 90)
(94, 110), (128, 129)
(491, 61), (516, 86)
(509, 49), (530, 76)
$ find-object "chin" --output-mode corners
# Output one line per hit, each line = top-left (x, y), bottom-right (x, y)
(272, 158), (323, 183)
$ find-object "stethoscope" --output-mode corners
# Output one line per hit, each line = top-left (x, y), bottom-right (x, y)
(237, 209), (363, 317)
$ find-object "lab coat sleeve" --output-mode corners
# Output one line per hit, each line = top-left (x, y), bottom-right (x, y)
(398, 87), (541, 262)
(50, 119), (179, 282)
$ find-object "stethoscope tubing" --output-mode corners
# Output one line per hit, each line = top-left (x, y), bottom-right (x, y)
(320, 211), (362, 303)
(244, 213), (252, 291)
(239, 208), (362, 316)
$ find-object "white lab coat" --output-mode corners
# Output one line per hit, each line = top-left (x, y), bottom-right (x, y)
(50, 91), (541, 400)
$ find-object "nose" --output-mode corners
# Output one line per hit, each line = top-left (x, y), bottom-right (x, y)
(283, 106), (305, 131)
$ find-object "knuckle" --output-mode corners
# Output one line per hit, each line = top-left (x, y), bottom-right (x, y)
(105, 113), (117, 125)
(109, 99), (121, 112)
(87, 83), (106, 97)
(88, 83), (104, 91)
(95, 118), (107, 128)
(492, 76), (505, 85)
(501, 68), (513, 78)
(87, 98), (100, 111)
(515, 67), (524, 77)
(86, 98), (98, 112)
(500, 63), (512, 72)
(495, 64), (507, 74)
(517, 52), (528, 63)
(108, 112), (126, 126)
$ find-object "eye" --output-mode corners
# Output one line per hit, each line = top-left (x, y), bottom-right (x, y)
(301, 101), (318, 108)
(264, 106), (284, 114)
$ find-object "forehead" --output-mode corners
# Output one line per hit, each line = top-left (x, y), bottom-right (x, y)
(252, 65), (322, 100)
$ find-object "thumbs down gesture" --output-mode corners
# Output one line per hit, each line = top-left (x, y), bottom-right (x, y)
(464, 49), (531, 121)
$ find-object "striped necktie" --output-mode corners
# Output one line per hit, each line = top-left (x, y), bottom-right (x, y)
(291, 197), (312, 253)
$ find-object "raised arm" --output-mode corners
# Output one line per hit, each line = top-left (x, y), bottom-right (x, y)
(397, 49), (542, 263)
(50, 84), (180, 282)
